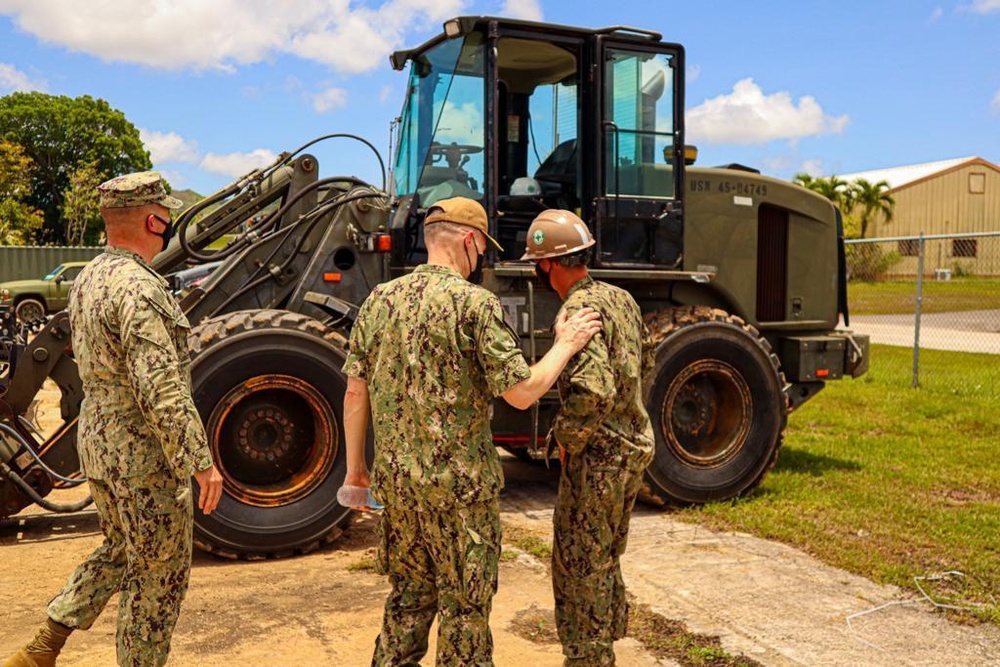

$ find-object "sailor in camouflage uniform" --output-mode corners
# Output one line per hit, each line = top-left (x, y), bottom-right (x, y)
(341, 197), (601, 667)
(4, 172), (223, 667)
(522, 210), (655, 666)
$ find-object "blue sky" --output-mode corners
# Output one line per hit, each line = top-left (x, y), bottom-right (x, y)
(1, 0), (998, 196)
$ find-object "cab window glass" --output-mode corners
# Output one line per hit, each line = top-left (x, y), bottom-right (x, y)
(393, 33), (486, 207)
(604, 49), (676, 198)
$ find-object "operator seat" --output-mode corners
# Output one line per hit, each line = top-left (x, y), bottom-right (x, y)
(533, 138), (578, 210)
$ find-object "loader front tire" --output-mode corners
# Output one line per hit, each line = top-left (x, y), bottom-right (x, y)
(644, 306), (786, 504)
(188, 309), (368, 558)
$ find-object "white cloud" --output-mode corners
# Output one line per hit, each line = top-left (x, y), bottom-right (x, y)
(964, 0), (1000, 12)
(0, 62), (47, 92)
(687, 64), (701, 83)
(992, 89), (1000, 114)
(499, 0), (543, 21)
(0, 0), (467, 74)
(200, 148), (280, 178)
(312, 86), (348, 113)
(798, 159), (826, 177)
(140, 129), (200, 164)
(687, 78), (849, 145)
(435, 101), (484, 145)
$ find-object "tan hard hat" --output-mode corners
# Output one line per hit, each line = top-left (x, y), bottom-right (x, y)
(520, 209), (595, 260)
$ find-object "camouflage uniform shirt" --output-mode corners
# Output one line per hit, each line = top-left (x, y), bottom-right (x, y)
(553, 276), (654, 469)
(69, 246), (213, 481)
(343, 264), (531, 509)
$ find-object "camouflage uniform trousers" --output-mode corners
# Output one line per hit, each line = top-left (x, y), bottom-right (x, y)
(46, 471), (194, 667)
(372, 498), (501, 667)
(552, 453), (645, 666)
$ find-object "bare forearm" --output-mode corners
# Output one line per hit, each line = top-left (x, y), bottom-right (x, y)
(343, 378), (371, 476)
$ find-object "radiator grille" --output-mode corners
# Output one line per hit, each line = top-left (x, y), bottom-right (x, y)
(756, 205), (788, 322)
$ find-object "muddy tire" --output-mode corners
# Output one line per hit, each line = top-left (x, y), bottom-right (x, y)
(644, 306), (786, 503)
(14, 298), (46, 323)
(188, 309), (368, 558)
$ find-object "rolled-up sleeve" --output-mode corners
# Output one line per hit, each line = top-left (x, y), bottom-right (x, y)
(475, 297), (531, 397)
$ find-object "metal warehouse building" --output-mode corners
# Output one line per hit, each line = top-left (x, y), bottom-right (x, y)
(841, 156), (1000, 277)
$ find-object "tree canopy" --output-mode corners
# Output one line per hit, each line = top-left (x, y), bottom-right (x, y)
(0, 92), (151, 244)
(0, 139), (43, 244)
(793, 173), (895, 239)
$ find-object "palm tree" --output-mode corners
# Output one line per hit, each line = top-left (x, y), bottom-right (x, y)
(850, 178), (894, 239)
(793, 173), (852, 213)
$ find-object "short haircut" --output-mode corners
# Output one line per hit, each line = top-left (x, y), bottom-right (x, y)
(553, 248), (592, 267)
(425, 220), (472, 245)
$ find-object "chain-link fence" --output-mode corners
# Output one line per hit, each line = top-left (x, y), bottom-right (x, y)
(845, 232), (1000, 396)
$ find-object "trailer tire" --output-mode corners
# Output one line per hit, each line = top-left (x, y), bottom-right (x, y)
(14, 297), (46, 323)
(188, 309), (369, 559)
(644, 306), (786, 503)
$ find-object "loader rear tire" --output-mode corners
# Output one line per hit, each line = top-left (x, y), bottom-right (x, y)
(643, 306), (786, 504)
(188, 309), (368, 558)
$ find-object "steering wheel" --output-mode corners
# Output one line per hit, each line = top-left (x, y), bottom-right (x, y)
(430, 142), (483, 170)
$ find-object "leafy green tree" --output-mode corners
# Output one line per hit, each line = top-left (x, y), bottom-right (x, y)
(849, 178), (894, 239)
(0, 139), (43, 244)
(794, 173), (853, 213)
(63, 160), (105, 246)
(0, 92), (151, 244)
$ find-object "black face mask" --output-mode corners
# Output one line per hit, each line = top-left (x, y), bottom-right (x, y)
(535, 262), (554, 291)
(466, 244), (484, 285)
(150, 215), (175, 252)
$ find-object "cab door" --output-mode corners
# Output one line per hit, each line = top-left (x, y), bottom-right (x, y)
(592, 39), (685, 268)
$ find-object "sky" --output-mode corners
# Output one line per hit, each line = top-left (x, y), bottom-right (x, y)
(1, 0), (998, 196)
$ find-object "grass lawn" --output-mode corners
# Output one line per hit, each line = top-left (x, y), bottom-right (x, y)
(849, 277), (1000, 315)
(673, 344), (1000, 624)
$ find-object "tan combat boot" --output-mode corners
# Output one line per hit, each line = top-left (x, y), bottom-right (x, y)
(3, 618), (73, 667)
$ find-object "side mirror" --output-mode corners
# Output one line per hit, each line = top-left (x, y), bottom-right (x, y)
(54, 275), (64, 285)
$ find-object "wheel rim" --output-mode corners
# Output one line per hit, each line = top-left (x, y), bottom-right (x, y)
(17, 301), (43, 321)
(660, 359), (752, 467)
(207, 373), (336, 507)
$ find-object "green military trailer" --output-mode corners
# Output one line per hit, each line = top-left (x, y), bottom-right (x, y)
(0, 16), (868, 558)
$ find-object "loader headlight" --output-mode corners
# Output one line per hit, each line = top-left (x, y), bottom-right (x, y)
(0, 287), (10, 303)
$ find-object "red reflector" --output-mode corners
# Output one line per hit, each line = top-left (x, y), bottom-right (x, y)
(323, 272), (342, 283)
(816, 368), (829, 378)
(376, 234), (392, 252)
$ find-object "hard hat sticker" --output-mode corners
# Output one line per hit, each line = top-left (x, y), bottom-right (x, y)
(532, 229), (545, 245)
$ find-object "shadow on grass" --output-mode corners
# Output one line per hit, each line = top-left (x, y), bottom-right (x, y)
(774, 446), (861, 476)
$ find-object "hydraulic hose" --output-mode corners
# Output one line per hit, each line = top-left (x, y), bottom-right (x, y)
(0, 422), (87, 486)
(0, 460), (92, 514)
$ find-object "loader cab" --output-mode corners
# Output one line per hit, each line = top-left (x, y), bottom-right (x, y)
(389, 16), (686, 269)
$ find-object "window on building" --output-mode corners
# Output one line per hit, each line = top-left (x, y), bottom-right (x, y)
(897, 239), (919, 256)
(969, 173), (985, 194)
(952, 239), (978, 258)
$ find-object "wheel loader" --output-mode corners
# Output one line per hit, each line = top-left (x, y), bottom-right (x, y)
(0, 16), (869, 558)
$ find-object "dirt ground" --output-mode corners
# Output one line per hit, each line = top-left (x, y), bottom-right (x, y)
(2, 385), (999, 665)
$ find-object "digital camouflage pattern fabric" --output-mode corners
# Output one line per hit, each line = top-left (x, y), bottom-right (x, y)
(70, 247), (212, 482)
(47, 474), (193, 665)
(550, 276), (654, 666)
(344, 263), (530, 666)
(372, 500), (500, 666)
(97, 171), (183, 210)
(44, 246), (212, 665)
(343, 263), (530, 509)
